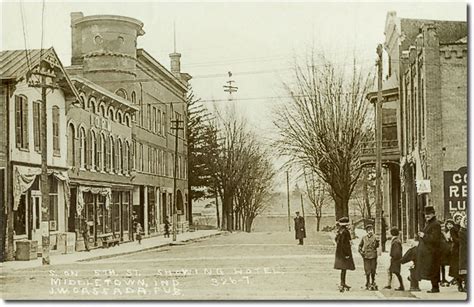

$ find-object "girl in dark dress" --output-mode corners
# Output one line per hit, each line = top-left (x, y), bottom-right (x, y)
(449, 212), (463, 290)
(440, 220), (454, 286)
(334, 217), (355, 291)
(458, 216), (467, 292)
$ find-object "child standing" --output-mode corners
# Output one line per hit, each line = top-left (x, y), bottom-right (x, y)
(359, 224), (379, 290)
(387, 227), (404, 291)
(136, 223), (143, 244)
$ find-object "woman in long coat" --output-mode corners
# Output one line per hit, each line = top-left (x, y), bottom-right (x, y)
(440, 220), (453, 286)
(449, 212), (463, 288)
(458, 216), (467, 292)
(334, 217), (355, 290)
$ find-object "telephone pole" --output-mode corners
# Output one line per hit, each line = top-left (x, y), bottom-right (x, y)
(375, 44), (383, 238)
(171, 117), (184, 241)
(28, 62), (59, 265)
(286, 170), (291, 232)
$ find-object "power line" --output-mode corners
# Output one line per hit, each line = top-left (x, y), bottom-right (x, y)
(19, 0), (31, 71)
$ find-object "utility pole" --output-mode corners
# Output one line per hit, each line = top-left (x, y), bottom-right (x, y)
(286, 171), (291, 232)
(375, 44), (383, 239)
(28, 62), (59, 265)
(171, 117), (184, 242)
(300, 193), (305, 219)
(223, 72), (238, 101)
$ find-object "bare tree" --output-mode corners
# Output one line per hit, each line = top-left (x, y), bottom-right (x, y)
(274, 52), (373, 220)
(303, 170), (328, 231)
(235, 150), (275, 232)
(211, 109), (261, 231)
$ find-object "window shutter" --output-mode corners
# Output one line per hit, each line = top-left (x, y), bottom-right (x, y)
(105, 137), (109, 172)
(22, 99), (29, 149)
(15, 96), (22, 148)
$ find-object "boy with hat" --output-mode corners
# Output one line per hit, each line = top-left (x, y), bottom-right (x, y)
(358, 223), (379, 290)
(387, 227), (404, 291)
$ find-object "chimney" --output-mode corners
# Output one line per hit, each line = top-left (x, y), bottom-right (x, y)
(169, 52), (181, 78)
(71, 12), (84, 65)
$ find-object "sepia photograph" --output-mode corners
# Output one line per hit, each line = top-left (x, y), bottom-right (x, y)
(0, 0), (469, 301)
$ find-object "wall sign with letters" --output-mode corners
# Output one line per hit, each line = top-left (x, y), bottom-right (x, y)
(444, 166), (467, 215)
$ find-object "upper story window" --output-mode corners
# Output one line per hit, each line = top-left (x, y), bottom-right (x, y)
(108, 107), (114, 120)
(115, 89), (128, 100)
(15, 95), (29, 150)
(89, 99), (96, 114)
(52, 106), (60, 156)
(131, 91), (136, 104)
(100, 104), (106, 117)
(33, 101), (41, 152)
(80, 127), (86, 169)
(117, 111), (123, 124)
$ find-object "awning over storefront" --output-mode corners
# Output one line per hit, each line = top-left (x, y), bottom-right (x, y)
(76, 186), (112, 215)
(13, 165), (70, 213)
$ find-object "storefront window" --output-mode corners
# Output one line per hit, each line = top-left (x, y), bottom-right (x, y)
(49, 176), (59, 231)
(122, 192), (130, 232)
(84, 192), (95, 236)
(14, 194), (27, 236)
(97, 195), (106, 235)
(112, 191), (121, 233)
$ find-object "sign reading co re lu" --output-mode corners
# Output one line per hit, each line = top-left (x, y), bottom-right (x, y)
(444, 166), (467, 213)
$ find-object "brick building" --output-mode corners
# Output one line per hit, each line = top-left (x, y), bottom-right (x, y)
(66, 75), (138, 249)
(0, 48), (79, 260)
(364, 11), (467, 241)
(66, 12), (191, 239)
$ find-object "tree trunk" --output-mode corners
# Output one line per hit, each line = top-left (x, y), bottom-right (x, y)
(316, 215), (321, 232)
(334, 194), (349, 221)
(215, 192), (220, 229)
(245, 216), (253, 232)
(363, 172), (372, 219)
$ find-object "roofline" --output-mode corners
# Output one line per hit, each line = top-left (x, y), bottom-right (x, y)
(366, 87), (399, 102)
(70, 75), (139, 111)
(136, 48), (188, 91)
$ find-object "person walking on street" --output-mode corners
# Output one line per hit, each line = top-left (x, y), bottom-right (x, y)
(415, 205), (442, 293)
(358, 224), (379, 290)
(164, 217), (171, 238)
(334, 217), (355, 292)
(458, 216), (467, 292)
(294, 211), (306, 245)
(136, 223), (143, 244)
(131, 211), (138, 242)
(449, 212), (463, 289)
(385, 227), (404, 291)
(81, 218), (90, 252)
(440, 219), (454, 287)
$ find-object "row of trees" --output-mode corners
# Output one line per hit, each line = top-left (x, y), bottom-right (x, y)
(187, 92), (274, 232)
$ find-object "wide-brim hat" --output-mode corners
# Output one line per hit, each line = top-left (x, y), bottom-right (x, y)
(338, 217), (350, 226)
(424, 206), (436, 215)
(445, 219), (455, 226)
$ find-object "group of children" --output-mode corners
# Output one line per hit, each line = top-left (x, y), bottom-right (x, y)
(357, 213), (468, 292)
(358, 224), (405, 291)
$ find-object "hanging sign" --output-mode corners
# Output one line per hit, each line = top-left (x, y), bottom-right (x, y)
(444, 166), (467, 213)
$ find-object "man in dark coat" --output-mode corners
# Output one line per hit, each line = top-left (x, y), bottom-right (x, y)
(415, 205), (442, 293)
(334, 217), (355, 290)
(294, 211), (306, 245)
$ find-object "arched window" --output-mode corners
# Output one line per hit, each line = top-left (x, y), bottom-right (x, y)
(80, 127), (86, 169)
(125, 114), (130, 127)
(79, 95), (86, 108)
(117, 139), (123, 174)
(124, 141), (129, 174)
(108, 107), (114, 120)
(100, 104), (106, 117)
(115, 88), (128, 100)
(131, 91), (137, 104)
(67, 124), (75, 167)
(117, 111), (123, 124)
(90, 131), (96, 169)
(89, 99), (96, 113)
(110, 136), (115, 173)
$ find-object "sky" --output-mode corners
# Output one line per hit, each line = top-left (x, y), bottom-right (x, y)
(0, 0), (467, 191)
